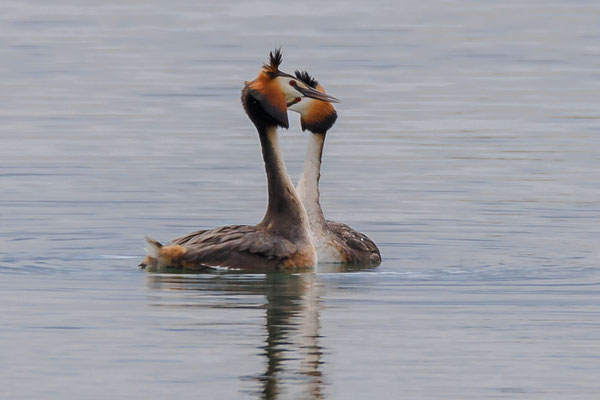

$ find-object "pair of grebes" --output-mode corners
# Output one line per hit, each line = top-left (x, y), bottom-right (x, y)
(140, 49), (380, 271)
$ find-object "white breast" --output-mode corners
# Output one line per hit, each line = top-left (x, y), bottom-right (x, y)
(310, 230), (344, 264)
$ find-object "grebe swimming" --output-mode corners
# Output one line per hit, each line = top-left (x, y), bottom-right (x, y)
(139, 50), (339, 271)
(289, 70), (381, 266)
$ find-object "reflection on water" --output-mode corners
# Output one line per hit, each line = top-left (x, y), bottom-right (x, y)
(260, 274), (322, 400)
(147, 272), (325, 399)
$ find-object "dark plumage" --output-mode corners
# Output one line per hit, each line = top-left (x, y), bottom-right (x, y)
(263, 48), (283, 77)
(161, 225), (302, 270)
(324, 221), (382, 266)
(294, 70), (318, 88)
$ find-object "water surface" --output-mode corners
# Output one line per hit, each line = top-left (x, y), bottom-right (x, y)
(1, 0), (600, 398)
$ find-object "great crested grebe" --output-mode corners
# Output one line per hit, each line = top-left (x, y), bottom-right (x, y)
(139, 50), (339, 271)
(289, 70), (381, 266)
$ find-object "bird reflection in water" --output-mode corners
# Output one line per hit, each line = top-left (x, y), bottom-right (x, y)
(260, 273), (323, 399)
(145, 270), (347, 399)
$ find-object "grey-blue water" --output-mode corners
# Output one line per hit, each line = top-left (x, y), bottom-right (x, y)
(1, 1), (599, 398)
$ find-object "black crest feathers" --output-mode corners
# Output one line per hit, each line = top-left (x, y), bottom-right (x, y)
(294, 70), (318, 88)
(262, 47), (283, 76)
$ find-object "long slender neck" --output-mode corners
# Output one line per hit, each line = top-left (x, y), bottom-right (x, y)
(296, 133), (327, 227)
(258, 126), (310, 239)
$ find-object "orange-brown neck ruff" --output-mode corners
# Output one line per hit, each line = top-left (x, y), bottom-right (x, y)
(245, 71), (288, 129)
(300, 86), (337, 133)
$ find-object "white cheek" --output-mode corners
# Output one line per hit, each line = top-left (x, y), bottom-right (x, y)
(276, 77), (303, 99)
(284, 85), (302, 99)
(288, 99), (311, 114)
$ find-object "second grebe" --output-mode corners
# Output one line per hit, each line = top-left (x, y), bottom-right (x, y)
(139, 50), (339, 271)
(289, 71), (381, 266)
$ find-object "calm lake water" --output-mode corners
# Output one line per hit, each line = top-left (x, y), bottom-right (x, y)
(1, 0), (600, 398)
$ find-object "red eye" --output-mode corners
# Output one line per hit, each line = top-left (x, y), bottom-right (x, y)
(289, 80), (297, 87)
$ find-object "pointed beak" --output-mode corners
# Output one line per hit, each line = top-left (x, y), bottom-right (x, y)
(295, 84), (340, 103)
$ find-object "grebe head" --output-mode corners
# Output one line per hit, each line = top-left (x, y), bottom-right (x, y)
(242, 49), (339, 129)
(288, 70), (338, 134)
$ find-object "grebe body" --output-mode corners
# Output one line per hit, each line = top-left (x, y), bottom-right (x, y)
(289, 71), (381, 266)
(139, 51), (339, 271)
